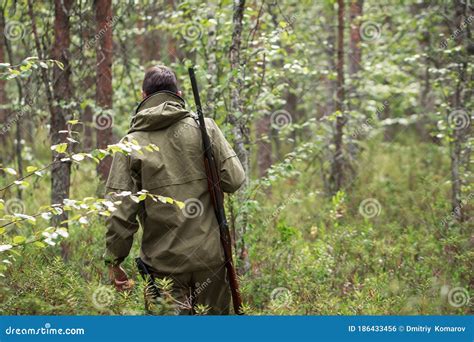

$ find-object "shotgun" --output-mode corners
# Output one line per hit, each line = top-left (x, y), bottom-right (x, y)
(188, 67), (244, 315)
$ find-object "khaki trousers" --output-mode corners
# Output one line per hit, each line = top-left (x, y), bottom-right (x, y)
(145, 264), (230, 315)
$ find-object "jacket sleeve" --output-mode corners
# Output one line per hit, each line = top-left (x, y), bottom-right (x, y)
(207, 118), (246, 193)
(103, 150), (140, 266)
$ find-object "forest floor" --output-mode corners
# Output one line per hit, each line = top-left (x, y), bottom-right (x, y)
(0, 130), (471, 315)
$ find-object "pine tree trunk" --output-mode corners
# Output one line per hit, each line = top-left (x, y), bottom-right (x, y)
(95, 0), (114, 180)
(349, 0), (363, 76)
(81, 11), (94, 151)
(51, 0), (73, 227)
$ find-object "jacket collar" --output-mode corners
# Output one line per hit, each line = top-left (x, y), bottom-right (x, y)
(135, 91), (186, 114)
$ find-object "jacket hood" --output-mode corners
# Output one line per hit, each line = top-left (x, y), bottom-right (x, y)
(128, 91), (190, 133)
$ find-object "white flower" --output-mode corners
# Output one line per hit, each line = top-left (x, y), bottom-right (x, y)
(0, 245), (13, 252)
(56, 228), (69, 238)
(44, 238), (56, 246)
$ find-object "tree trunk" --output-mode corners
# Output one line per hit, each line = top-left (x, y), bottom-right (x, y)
(51, 0), (73, 227)
(0, 11), (9, 157)
(2, 7), (24, 196)
(330, 0), (346, 194)
(0, 19), (7, 135)
(228, 0), (250, 274)
(323, 5), (338, 118)
(28, 0), (72, 225)
(95, 0), (114, 180)
(449, 0), (468, 221)
(206, 2), (218, 118)
(165, 0), (184, 63)
(348, 0), (363, 77)
(257, 114), (272, 177)
(81, 11), (94, 151)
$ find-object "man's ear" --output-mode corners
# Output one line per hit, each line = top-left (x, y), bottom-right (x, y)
(177, 90), (182, 97)
(142, 91), (147, 99)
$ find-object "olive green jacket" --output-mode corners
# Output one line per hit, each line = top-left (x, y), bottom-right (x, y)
(104, 91), (245, 273)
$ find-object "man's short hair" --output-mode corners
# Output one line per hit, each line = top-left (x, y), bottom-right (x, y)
(142, 65), (178, 96)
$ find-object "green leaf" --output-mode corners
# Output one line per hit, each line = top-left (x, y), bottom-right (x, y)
(54, 60), (64, 70)
(51, 143), (68, 153)
(33, 241), (46, 248)
(26, 166), (38, 173)
(13, 236), (26, 245)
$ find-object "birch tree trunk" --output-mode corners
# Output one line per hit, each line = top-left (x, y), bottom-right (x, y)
(449, 0), (468, 221)
(2, 7), (24, 198)
(228, 0), (250, 273)
(206, 2), (218, 119)
(330, 0), (346, 194)
(0, 9), (9, 163)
